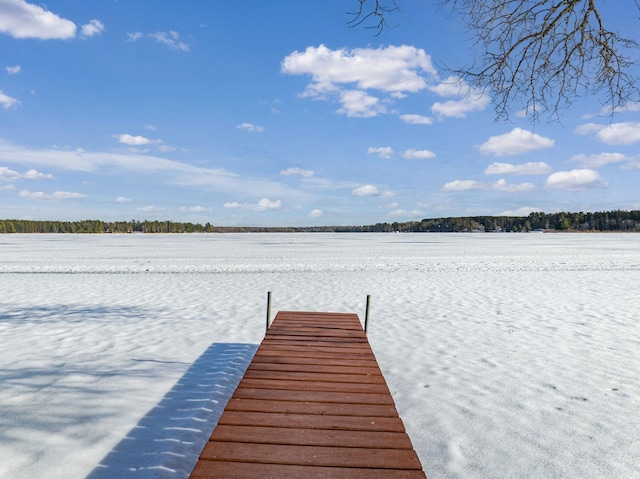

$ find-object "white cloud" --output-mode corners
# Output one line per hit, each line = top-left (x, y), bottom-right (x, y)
(51, 191), (85, 199)
(22, 168), (54, 180)
(126, 30), (189, 51)
(619, 102), (640, 113)
(430, 76), (466, 96)
(3, 140), (179, 172)
(575, 122), (640, 145)
(0, 140), (302, 201)
(115, 134), (153, 146)
(545, 169), (608, 190)
(598, 101), (640, 115)
(149, 31), (189, 51)
(337, 90), (385, 118)
(19, 189), (86, 200)
(236, 122), (264, 133)
(479, 128), (555, 156)
(145, 124), (157, 131)
(491, 179), (535, 192)
(352, 185), (380, 197)
(309, 209), (323, 218)
(157, 144), (175, 153)
(282, 44), (436, 95)
(6, 65), (21, 75)
(573, 123), (601, 135)
(430, 76), (490, 118)
(499, 206), (544, 216)
(256, 198), (282, 210)
(621, 158), (640, 170)
(179, 205), (208, 212)
(137, 205), (163, 212)
(0, 0), (76, 39)
(570, 153), (628, 168)
(442, 180), (486, 191)
(281, 167), (314, 177)
(282, 44), (436, 118)
(484, 161), (552, 175)
(388, 209), (424, 218)
(402, 148), (435, 160)
(515, 107), (540, 119)
(298, 177), (360, 192)
(0, 90), (20, 109)
(116, 196), (132, 203)
(224, 198), (282, 211)
(432, 94), (490, 118)
(0, 166), (52, 181)
(399, 114), (433, 125)
(0, 166), (20, 182)
(80, 19), (104, 38)
(367, 146), (394, 159)
(126, 32), (143, 42)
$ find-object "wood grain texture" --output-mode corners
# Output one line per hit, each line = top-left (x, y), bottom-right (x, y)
(189, 311), (427, 478)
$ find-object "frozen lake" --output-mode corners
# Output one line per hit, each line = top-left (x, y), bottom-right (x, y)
(1, 233), (639, 478)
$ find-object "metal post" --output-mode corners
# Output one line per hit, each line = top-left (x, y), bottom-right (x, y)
(266, 291), (272, 332)
(364, 294), (371, 334)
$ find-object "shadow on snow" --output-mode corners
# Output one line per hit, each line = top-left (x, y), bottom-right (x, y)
(84, 342), (257, 479)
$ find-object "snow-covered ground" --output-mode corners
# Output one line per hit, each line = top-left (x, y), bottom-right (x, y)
(1, 233), (638, 479)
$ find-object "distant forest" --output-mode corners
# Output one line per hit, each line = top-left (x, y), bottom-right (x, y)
(1, 210), (640, 233)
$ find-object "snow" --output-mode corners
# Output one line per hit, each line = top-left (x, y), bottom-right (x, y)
(1, 233), (639, 478)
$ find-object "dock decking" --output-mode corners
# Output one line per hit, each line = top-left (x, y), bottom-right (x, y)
(189, 311), (427, 478)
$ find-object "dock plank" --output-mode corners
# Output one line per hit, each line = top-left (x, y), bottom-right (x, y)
(243, 369), (386, 384)
(251, 354), (379, 368)
(218, 410), (406, 432)
(246, 361), (381, 375)
(199, 442), (423, 469)
(232, 387), (395, 405)
(189, 311), (427, 478)
(224, 398), (399, 417)
(191, 461), (426, 479)
(210, 425), (414, 449)
(237, 378), (390, 393)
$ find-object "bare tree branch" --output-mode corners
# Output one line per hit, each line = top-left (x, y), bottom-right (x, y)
(444, 0), (640, 121)
(347, 0), (399, 36)
(350, 0), (640, 121)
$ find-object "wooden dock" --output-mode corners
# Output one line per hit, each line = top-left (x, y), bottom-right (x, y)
(189, 311), (427, 478)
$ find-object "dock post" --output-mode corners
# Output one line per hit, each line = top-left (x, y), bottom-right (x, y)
(266, 291), (272, 332)
(364, 294), (371, 334)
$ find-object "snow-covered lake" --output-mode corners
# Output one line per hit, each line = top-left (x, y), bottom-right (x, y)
(1, 233), (639, 479)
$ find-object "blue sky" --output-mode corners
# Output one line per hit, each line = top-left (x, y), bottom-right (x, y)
(1, 0), (639, 226)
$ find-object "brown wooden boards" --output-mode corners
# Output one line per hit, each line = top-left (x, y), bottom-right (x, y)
(189, 311), (427, 478)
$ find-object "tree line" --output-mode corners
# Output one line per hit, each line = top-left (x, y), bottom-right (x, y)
(1, 210), (640, 234)
(0, 219), (215, 234)
(363, 210), (640, 233)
